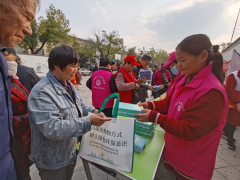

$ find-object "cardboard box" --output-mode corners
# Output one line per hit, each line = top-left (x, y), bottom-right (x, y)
(116, 102), (143, 119)
(135, 121), (154, 131)
(135, 127), (155, 139)
(134, 134), (148, 154)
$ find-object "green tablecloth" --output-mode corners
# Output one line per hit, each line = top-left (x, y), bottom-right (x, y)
(120, 128), (165, 180)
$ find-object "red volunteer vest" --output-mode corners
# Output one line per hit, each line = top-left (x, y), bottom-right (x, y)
(114, 66), (137, 103)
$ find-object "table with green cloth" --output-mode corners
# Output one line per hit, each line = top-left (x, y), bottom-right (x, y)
(82, 124), (165, 180)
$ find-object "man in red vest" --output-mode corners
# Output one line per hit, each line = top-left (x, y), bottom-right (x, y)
(114, 55), (143, 103)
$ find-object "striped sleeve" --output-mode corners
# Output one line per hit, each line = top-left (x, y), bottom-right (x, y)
(147, 94), (172, 113)
(148, 90), (225, 141)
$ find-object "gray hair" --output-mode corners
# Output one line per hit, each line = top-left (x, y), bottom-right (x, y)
(32, 0), (41, 9)
(1, 0), (41, 10)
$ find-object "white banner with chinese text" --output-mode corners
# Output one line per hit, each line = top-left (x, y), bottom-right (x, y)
(79, 118), (135, 172)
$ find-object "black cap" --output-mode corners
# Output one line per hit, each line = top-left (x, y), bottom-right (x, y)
(142, 54), (152, 63)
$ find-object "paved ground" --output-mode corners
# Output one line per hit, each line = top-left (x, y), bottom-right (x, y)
(30, 76), (240, 180)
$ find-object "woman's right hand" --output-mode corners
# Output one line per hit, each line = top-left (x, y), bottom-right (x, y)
(139, 102), (149, 109)
(135, 83), (140, 89)
(90, 114), (112, 126)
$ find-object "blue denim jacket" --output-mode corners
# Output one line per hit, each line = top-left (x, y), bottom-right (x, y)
(28, 71), (94, 170)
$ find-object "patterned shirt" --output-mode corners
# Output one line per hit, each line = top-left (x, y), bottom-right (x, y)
(11, 78), (32, 178)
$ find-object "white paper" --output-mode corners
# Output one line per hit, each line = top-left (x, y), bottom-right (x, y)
(79, 118), (135, 172)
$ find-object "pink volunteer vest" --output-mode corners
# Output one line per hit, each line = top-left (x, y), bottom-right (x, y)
(92, 69), (114, 109)
(166, 70), (183, 96)
(164, 64), (228, 180)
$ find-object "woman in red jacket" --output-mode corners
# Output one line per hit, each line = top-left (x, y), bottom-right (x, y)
(153, 64), (172, 98)
(5, 58), (32, 180)
(135, 34), (228, 180)
(223, 70), (240, 150)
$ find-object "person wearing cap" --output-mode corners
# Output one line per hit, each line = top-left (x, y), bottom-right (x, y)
(114, 55), (143, 103)
(132, 54), (156, 101)
(161, 51), (185, 96)
(132, 54), (152, 78)
(163, 51), (178, 81)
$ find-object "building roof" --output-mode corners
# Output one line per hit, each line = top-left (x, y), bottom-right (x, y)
(222, 36), (240, 53)
(69, 35), (88, 43)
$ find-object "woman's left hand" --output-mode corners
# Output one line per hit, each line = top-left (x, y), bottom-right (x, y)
(159, 85), (164, 90)
(148, 86), (157, 92)
(134, 109), (151, 122)
(93, 109), (105, 116)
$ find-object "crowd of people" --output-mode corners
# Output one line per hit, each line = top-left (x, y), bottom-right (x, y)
(0, 1), (240, 180)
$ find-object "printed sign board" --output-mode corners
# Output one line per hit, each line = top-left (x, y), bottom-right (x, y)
(79, 118), (135, 172)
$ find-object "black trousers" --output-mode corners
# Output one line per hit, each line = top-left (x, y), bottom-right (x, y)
(223, 123), (236, 140)
(96, 107), (113, 117)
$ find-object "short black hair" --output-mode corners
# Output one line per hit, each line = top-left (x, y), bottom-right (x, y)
(153, 65), (157, 68)
(111, 60), (116, 65)
(6, 47), (16, 55)
(172, 59), (178, 64)
(100, 57), (111, 67)
(48, 45), (80, 71)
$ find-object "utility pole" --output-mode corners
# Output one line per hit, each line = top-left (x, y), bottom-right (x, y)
(231, 8), (240, 43)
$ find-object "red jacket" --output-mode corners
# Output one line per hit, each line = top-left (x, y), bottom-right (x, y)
(153, 69), (172, 85)
(225, 70), (240, 126)
(114, 66), (136, 103)
(11, 78), (32, 178)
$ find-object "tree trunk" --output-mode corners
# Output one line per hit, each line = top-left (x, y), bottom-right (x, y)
(34, 32), (49, 55)
(30, 47), (35, 54)
(34, 40), (47, 55)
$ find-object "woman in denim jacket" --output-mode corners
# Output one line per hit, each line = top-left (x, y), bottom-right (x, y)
(28, 45), (111, 180)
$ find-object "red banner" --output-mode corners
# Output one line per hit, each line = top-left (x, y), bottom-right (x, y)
(223, 61), (230, 73)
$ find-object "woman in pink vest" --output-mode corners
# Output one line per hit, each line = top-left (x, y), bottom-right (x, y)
(86, 57), (117, 117)
(135, 34), (229, 180)
(161, 51), (185, 96)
